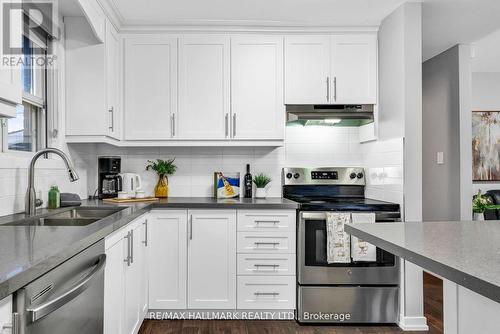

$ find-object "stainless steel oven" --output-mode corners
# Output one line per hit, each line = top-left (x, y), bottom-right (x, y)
(283, 167), (401, 324)
(298, 211), (400, 286)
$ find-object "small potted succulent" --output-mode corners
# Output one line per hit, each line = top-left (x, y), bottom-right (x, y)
(253, 173), (272, 199)
(146, 158), (177, 198)
(472, 190), (500, 221)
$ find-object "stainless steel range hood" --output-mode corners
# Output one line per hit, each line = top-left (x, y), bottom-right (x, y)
(286, 104), (374, 126)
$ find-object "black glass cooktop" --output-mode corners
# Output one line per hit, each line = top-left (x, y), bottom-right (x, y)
(285, 196), (400, 212)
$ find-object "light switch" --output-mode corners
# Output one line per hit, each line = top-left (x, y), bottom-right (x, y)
(437, 152), (444, 165)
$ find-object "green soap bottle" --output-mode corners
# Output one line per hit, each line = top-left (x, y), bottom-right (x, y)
(48, 186), (60, 209)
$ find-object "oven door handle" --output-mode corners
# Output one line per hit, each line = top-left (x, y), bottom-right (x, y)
(26, 254), (106, 323)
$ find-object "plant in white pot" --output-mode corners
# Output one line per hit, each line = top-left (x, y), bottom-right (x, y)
(253, 173), (272, 199)
(472, 190), (500, 221)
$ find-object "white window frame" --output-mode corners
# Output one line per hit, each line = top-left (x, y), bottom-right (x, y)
(1, 24), (52, 155)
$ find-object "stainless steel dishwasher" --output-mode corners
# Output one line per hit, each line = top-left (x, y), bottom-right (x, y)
(13, 240), (106, 334)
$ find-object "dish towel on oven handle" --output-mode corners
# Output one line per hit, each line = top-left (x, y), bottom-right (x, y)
(350, 212), (377, 262)
(326, 212), (351, 264)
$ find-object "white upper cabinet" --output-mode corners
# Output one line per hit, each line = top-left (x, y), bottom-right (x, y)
(284, 36), (330, 104)
(0, 1), (21, 117)
(123, 36), (177, 140)
(231, 36), (284, 140)
(66, 17), (121, 139)
(330, 34), (377, 104)
(177, 36), (230, 140)
(105, 21), (120, 139)
(187, 210), (236, 309)
(285, 34), (378, 105)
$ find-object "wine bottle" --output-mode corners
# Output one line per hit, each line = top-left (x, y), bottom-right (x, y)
(244, 164), (253, 198)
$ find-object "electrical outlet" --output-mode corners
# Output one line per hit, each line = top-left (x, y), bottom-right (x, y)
(437, 152), (444, 165)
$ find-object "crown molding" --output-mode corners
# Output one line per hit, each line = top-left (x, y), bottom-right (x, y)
(119, 24), (379, 34)
(97, 0), (124, 29)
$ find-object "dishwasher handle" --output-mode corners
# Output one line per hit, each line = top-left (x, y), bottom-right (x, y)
(26, 254), (106, 323)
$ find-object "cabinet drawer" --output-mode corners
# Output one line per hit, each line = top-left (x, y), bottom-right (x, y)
(237, 210), (295, 232)
(237, 276), (296, 309)
(237, 254), (296, 276)
(237, 232), (296, 254)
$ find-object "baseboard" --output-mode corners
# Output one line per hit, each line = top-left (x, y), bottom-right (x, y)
(398, 315), (429, 331)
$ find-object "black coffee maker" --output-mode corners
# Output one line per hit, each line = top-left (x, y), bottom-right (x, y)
(98, 157), (122, 199)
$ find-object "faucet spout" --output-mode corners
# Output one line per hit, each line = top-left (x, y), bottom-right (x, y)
(25, 148), (79, 216)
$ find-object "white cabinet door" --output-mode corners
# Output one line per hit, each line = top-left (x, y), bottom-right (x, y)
(0, 1), (21, 116)
(187, 210), (236, 309)
(105, 20), (120, 139)
(104, 235), (126, 334)
(330, 34), (377, 104)
(284, 36), (330, 104)
(177, 36), (230, 140)
(231, 36), (284, 140)
(124, 226), (141, 334)
(148, 211), (187, 309)
(137, 219), (149, 317)
(65, 17), (107, 136)
(123, 36), (177, 140)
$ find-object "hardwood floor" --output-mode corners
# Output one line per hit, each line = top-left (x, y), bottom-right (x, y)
(139, 273), (446, 334)
(423, 272), (444, 334)
(139, 320), (430, 334)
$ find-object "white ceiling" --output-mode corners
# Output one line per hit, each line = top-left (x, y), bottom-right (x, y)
(108, 0), (408, 27)
(104, 0), (500, 63)
(422, 0), (500, 61)
(471, 29), (500, 73)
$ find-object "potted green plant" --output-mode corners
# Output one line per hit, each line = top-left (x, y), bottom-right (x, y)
(146, 158), (177, 198)
(253, 173), (272, 198)
(472, 190), (500, 221)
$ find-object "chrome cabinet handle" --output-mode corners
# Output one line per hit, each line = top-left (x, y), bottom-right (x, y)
(225, 114), (229, 138)
(171, 114), (176, 137)
(326, 77), (330, 102)
(255, 220), (279, 225)
(253, 264), (280, 271)
(108, 107), (114, 131)
(130, 229), (134, 264)
(333, 76), (337, 101)
(254, 242), (279, 246)
(27, 254), (106, 323)
(142, 219), (148, 247)
(189, 215), (193, 240)
(232, 113), (236, 137)
(12, 312), (19, 334)
(254, 292), (280, 296)
(124, 231), (131, 266)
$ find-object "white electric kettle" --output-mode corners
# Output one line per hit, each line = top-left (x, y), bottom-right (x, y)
(118, 173), (142, 198)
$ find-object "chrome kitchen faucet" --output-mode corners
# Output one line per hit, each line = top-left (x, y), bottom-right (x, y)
(25, 148), (79, 216)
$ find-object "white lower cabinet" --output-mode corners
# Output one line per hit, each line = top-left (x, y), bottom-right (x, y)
(236, 210), (297, 311)
(187, 210), (236, 309)
(148, 211), (187, 309)
(145, 209), (295, 317)
(105, 214), (149, 334)
(237, 276), (296, 309)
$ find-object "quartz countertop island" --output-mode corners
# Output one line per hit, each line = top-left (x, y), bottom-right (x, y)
(345, 220), (500, 334)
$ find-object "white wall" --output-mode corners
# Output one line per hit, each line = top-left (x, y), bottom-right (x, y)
(471, 72), (500, 194)
(377, 2), (427, 330)
(75, 126), (364, 198)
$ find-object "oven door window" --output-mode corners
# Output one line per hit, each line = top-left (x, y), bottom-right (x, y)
(304, 219), (395, 267)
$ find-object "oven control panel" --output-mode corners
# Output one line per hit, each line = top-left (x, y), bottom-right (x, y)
(311, 171), (338, 180)
(282, 167), (365, 186)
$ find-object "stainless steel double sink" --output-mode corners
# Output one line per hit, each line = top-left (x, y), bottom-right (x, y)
(3, 207), (125, 227)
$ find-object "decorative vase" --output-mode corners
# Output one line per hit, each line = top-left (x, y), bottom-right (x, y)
(473, 212), (484, 221)
(154, 175), (169, 198)
(255, 188), (267, 199)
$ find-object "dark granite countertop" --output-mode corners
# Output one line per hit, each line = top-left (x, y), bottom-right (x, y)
(345, 221), (500, 303)
(0, 197), (298, 300)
